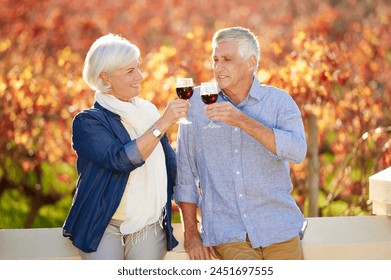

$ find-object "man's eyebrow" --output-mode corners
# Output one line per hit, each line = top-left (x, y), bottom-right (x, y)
(212, 54), (232, 58)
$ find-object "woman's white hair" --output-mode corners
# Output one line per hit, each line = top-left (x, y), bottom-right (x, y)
(212, 27), (260, 72)
(83, 34), (140, 92)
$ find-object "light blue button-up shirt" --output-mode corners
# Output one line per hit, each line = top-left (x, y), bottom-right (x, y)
(174, 76), (307, 248)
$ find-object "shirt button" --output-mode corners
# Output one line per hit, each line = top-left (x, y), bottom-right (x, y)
(235, 128), (239, 132)
(236, 171), (240, 175)
(239, 194), (243, 198)
(243, 214), (247, 218)
(234, 149), (239, 153)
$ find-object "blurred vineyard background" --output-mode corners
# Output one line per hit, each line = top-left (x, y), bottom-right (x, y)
(0, 0), (390, 228)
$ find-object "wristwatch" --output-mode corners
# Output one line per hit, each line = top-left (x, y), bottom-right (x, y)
(150, 125), (162, 138)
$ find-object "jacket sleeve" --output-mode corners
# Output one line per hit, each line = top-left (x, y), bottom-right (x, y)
(72, 112), (144, 173)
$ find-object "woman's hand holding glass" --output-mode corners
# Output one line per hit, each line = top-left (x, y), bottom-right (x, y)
(159, 99), (190, 131)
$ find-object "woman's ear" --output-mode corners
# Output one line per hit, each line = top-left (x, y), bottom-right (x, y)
(99, 72), (111, 86)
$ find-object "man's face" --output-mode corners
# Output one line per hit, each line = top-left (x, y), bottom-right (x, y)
(212, 40), (254, 96)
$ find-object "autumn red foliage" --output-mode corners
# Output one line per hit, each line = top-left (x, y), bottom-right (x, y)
(1, 0), (390, 227)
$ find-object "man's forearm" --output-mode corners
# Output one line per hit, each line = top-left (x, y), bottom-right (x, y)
(236, 112), (277, 155)
(179, 202), (199, 238)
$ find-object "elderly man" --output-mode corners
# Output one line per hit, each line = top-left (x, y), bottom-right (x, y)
(175, 27), (307, 260)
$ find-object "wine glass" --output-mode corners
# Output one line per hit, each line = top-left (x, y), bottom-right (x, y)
(176, 78), (194, 124)
(200, 82), (220, 129)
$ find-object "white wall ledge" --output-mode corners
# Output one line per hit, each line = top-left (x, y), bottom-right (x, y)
(370, 167), (391, 215)
(1, 216), (391, 260)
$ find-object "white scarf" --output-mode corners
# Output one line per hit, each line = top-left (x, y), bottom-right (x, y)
(95, 92), (167, 234)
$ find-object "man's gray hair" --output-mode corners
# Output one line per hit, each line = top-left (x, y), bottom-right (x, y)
(212, 27), (260, 71)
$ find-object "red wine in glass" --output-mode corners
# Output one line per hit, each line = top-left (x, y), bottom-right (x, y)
(176, 87), (194, 100)
(176, 78), (194, 124)
(201, 93), (218, 105)
(200, 82), (220, 128)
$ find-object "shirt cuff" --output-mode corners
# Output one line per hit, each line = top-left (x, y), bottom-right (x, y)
(273, 128), (306, 163)
(273, 128), (287, 160)
(174, 184), (201, 207)
(124, 141), (144, 166)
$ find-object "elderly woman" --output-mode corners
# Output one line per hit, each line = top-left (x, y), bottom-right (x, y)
(62, 34), (189, 260)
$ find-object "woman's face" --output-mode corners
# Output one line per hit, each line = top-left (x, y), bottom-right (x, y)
(105, 59), (143, 102)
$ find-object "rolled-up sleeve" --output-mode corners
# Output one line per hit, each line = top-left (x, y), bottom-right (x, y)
(174, 121), (201, 206)
(273, 95), (307, 163)
(174, 184), (200, 205)
(72, 113), (144, 173)
(124, 141), (144, 166)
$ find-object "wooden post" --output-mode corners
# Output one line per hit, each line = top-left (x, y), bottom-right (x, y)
(307, 113), (319, 217)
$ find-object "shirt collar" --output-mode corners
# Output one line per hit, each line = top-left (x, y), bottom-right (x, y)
(218, 76), (264, 107)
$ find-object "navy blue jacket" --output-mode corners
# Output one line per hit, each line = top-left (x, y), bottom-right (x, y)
(62, 102), (179, 253)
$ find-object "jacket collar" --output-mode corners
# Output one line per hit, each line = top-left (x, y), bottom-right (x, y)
(93, 101), (121, 120)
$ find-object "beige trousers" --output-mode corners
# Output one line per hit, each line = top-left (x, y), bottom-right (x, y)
(214, 235), (303, 260)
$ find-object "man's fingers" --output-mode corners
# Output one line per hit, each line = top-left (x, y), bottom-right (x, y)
(188, 248), (210, 260)
(209, 246), (218, 259)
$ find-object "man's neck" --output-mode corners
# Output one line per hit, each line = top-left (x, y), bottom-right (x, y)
(222, 76), (254, 105)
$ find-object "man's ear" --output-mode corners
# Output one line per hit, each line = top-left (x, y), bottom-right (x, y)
(248, 55), (257, 73)
(99, 72), (111, 86)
